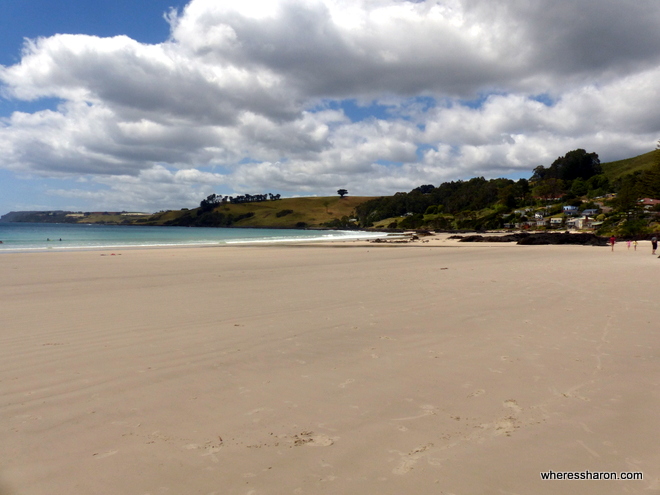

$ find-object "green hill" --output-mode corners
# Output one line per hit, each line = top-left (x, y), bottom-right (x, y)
(6, 150), (660, 230)
(142, 196), (374, 229)
(601, 149), (659, 180)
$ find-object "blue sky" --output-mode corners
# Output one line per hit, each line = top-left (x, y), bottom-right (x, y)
(0, 0), (176, 64)
(0, 0), (178, 117)
(1, 0), (660, 214)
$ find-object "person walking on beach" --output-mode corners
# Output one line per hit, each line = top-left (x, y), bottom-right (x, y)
(627, 240), (631, 250)
(652, 236), (657, 255)
(634, 240), (638, 251)
(610, 236), (616, 251)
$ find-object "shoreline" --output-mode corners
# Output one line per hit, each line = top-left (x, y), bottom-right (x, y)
(0, 228), (617, 255)
(0, 225), (390, 254)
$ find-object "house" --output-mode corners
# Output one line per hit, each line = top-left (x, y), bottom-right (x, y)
(567, 216), (594, 230)
(534, 212), (545, 220)
(639, 198), (660, 209)
(550, 217), (563, 227)
(581, 209), (598, 217)
(563, 206), (579, 215)
(581, 217), (594, 229)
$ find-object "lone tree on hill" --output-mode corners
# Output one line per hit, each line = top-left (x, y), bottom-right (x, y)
(337, 188), (348, 198)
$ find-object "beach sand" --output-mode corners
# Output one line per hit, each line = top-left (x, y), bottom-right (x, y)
(1, 238), (658, 494)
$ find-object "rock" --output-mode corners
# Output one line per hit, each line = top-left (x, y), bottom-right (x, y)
(456, 232), (607, 246)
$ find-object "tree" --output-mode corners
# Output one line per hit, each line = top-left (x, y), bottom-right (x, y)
(413, 184), (435, 194)
(615, 176), (641, 217)
(199, 193), (222, 212)
(570, 177), (588, 197)
(337, 189), (348, 198)
(549, 149), (602, 181)
(531, 150), (601, 183)
(533, 178), (565, 202)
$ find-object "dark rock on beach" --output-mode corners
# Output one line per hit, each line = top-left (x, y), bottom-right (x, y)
(450, 232), (608, 246)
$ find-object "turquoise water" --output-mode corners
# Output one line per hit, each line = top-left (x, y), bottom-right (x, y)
(0, 223), (384, 252)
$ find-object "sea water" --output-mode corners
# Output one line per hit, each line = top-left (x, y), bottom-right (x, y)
(0, 223), (385, 252)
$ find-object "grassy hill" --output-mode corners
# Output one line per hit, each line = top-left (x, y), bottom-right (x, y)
(601, 149), (659, 180)
(6, 150), (660, 230)
(143, 196), (375, 229)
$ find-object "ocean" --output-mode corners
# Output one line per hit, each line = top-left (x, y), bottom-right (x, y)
(0, 223), (385, 252)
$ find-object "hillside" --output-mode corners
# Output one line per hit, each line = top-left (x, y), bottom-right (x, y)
(4, 149), (659, 230)
(141, 196), (374, 229)
(601, 149), (659, 180)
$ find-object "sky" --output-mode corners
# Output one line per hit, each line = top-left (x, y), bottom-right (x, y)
(2, 0), (660, 214)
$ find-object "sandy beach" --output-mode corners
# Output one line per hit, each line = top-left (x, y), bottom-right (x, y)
(1, 237), (658, 494)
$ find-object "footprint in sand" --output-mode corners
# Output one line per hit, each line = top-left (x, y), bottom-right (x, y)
(393, 404), (437, 421)
(93, 450), (118, 459)
(307, 434), (335, 447)
(392, 444), (434, 474)
(468, 389), (485, 398)
(338, 379), (355, 389)
(503, 399), (522, 413)
(292, 431), (335, 447)
(493, 417), (517, 436)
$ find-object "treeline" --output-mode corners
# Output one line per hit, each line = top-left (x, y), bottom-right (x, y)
(613, 163), (660, 207)
(199, 192), (281, 212)
(354, 177), (529, 229)
(165, 210), (255, 227)
(354, 148), (629, 230)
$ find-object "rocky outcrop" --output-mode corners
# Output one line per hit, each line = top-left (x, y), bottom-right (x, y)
(451, 232), (608, 246)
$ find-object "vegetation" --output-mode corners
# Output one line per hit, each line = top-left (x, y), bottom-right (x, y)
(5, 148), (660, 237)
(352, 148), (660, 236)
(601, 150), (659, 180)
(146, 196), (368, 229)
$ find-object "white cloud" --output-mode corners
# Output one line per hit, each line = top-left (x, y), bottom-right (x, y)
(2, 0), (660, 211)
(46, 165), (226, 212)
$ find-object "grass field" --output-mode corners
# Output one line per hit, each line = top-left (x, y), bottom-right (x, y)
(141, 196), (375, 229)
(601, 149), (659, 180)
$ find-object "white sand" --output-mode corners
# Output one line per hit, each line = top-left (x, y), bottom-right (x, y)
(1, 240), (658, 494)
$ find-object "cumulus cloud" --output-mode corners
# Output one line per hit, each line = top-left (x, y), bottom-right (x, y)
(2, 0), (660, 210)
(47, 165), (226, 212)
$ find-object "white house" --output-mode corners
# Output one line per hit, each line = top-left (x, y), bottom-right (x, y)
(567, 216), (594, 230)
